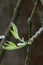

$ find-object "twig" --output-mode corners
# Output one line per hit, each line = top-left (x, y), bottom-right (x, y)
(25, 27), (43, 65)
(25, 45), (31, 65)
(0, 0), (24, 63)
(32, 0), (43, 26)
(27, 0), (39, 24)
(29, 27), (43, 42)
(25, 0), (39, 65)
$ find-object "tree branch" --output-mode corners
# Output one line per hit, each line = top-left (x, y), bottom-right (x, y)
(27, 0), (39, 24)
(25, 0), (40, 65)
(29, 27), (43, 42)
(25, 27), (43, 65)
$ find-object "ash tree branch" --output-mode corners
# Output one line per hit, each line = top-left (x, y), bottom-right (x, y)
(29, 27), (43, 42)
(25, 0), (40, 65)
(27, 0), (39, 24)
(0, 27), (43, 44)
(25, 27), (43, 65)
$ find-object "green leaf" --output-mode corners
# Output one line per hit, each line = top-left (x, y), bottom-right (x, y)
(2, 46), (17, 50)
(2, 41), (17, 50)
(10, 30), (19, 39)
(10, 23), (20, 39)
(2, 41), (27, 50)
(7, 41), (17, 47)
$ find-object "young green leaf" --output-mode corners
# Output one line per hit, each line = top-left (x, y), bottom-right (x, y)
(10, 30), (20, 39)
(2, 46), (17, 50)
(7, 41), (17, 46)
(10, 23), (20, 39)
(2, 41), (17, 50)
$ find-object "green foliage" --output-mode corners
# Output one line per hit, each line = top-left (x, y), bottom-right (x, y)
(2, 41), (27, 50)
(10, 23), (20, 39)
(2, 23), (32, 50)
(2, 41), (18, 50)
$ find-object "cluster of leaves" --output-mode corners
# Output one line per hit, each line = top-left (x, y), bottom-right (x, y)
(2, 23), (32, 50)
